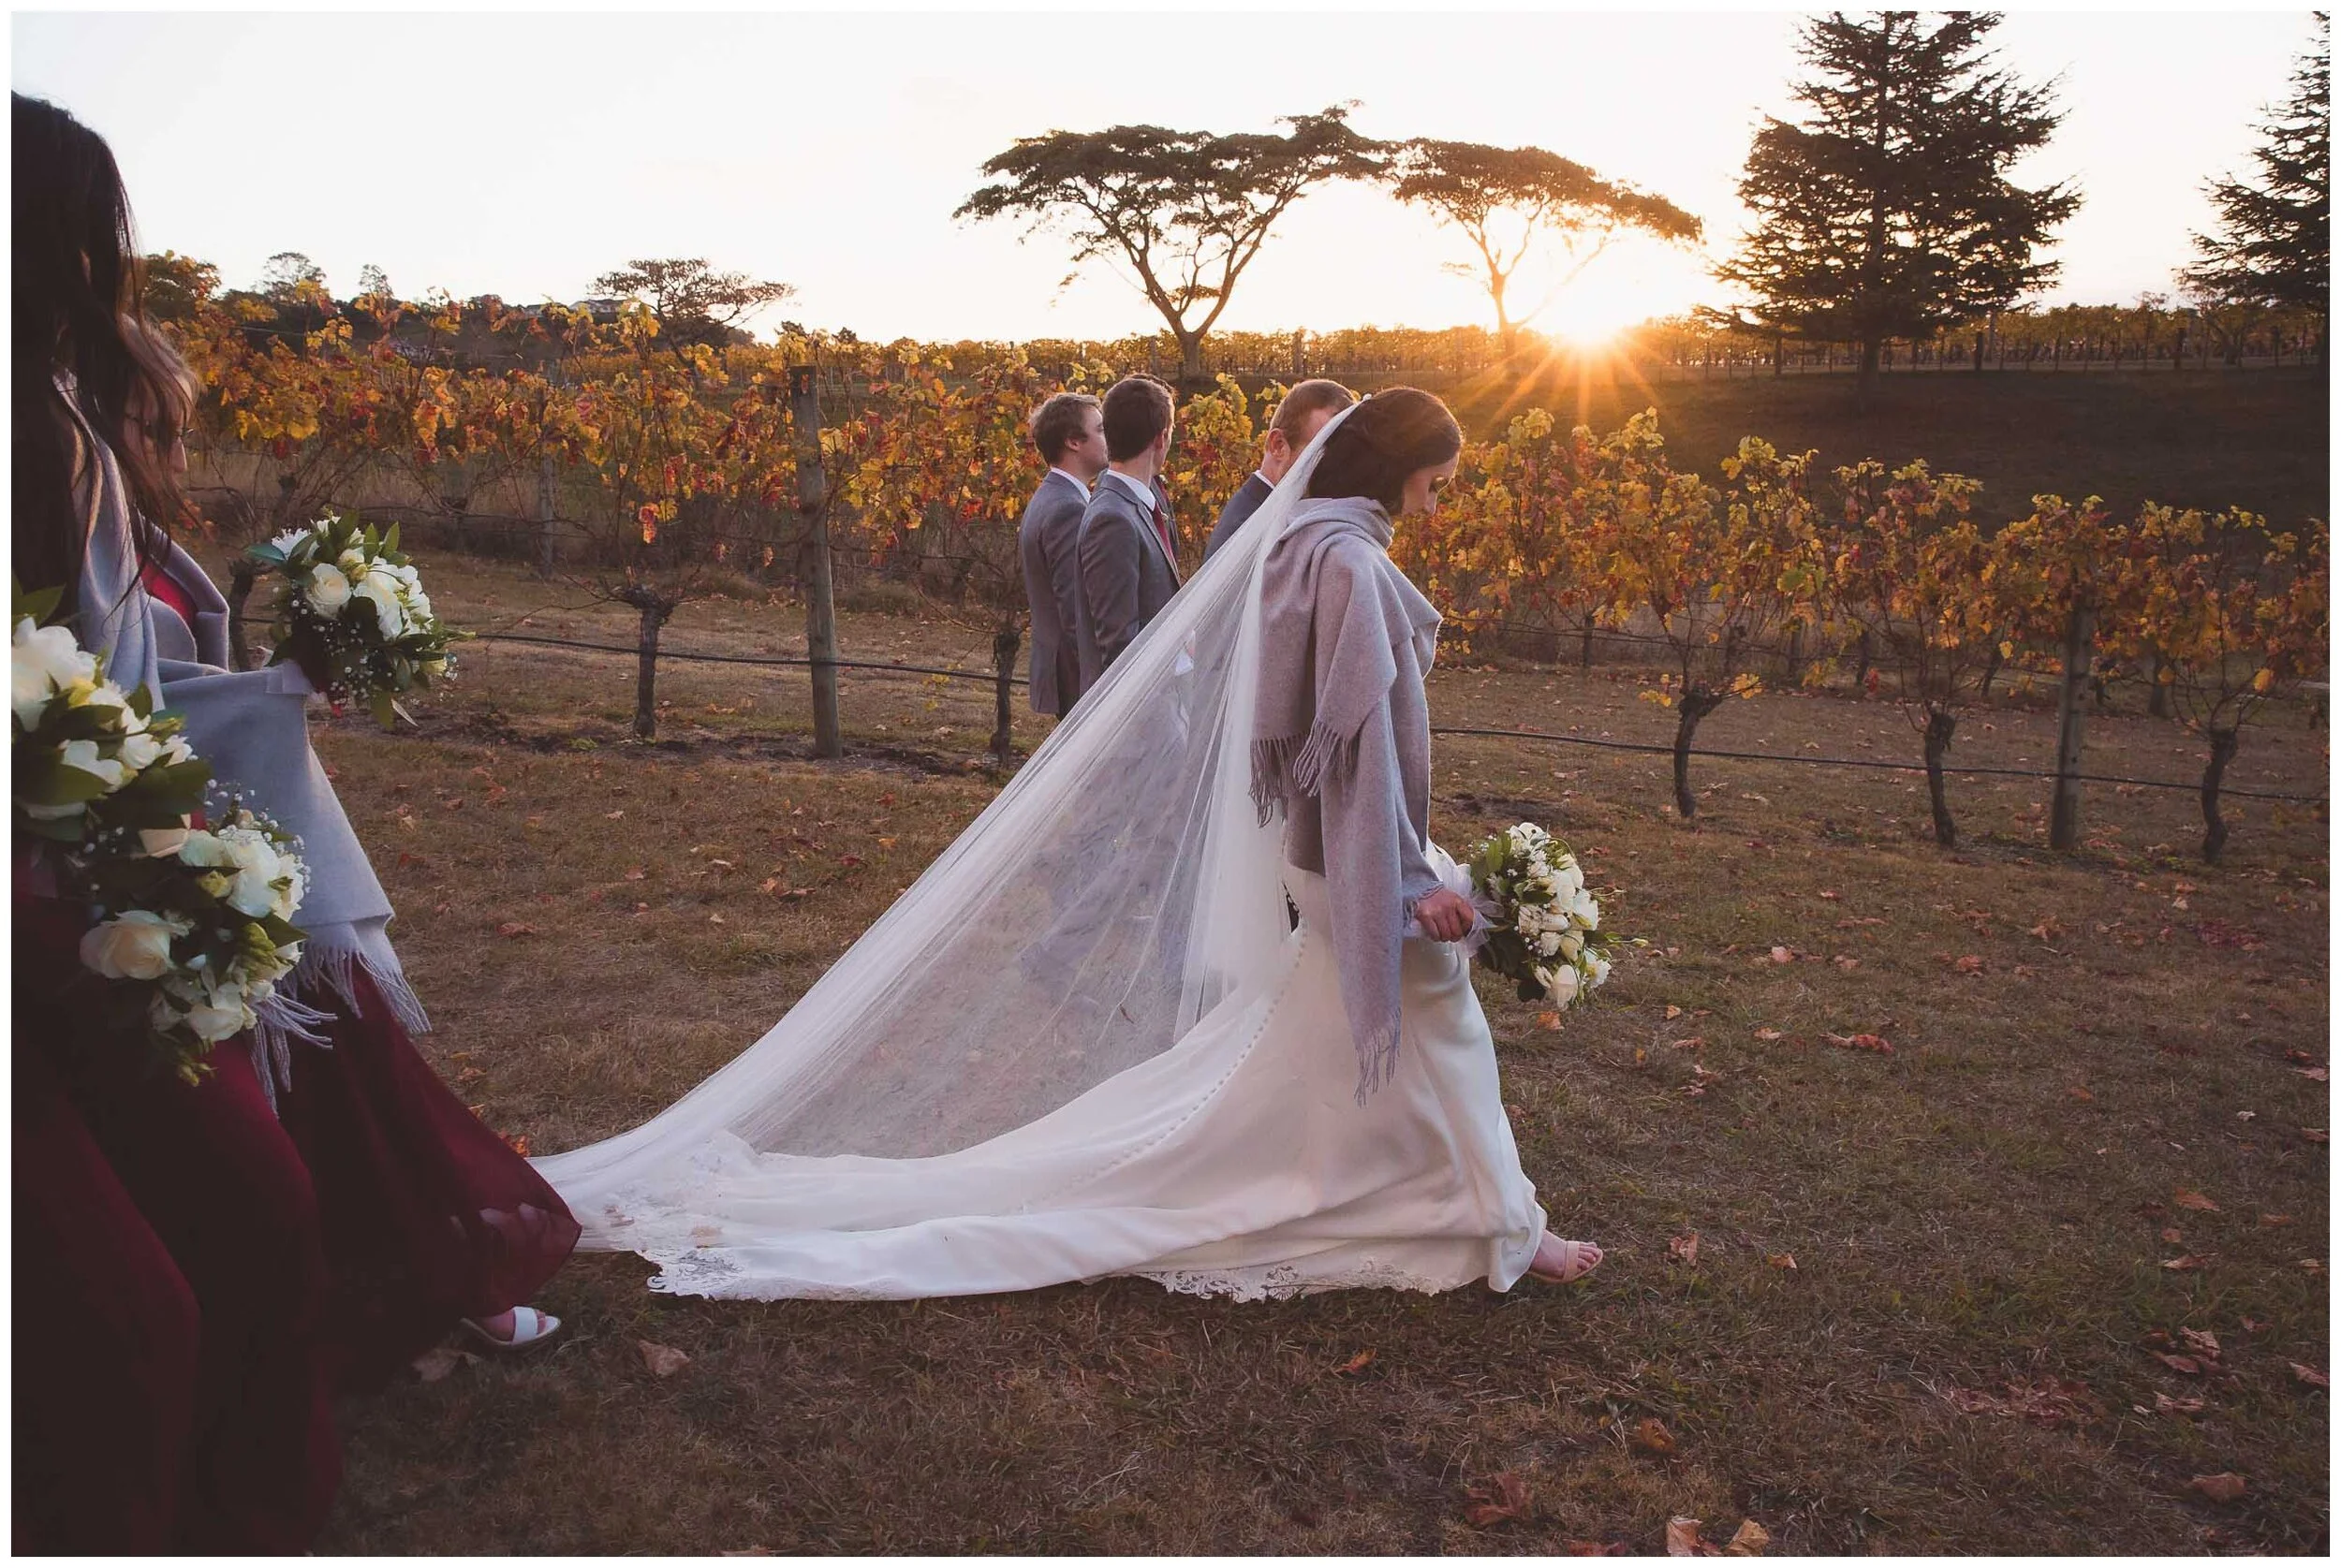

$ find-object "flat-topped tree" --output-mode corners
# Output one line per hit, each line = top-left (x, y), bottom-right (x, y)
(1715, 12), (2080, 403)
(957, 107), (1382, 386)
(1387, 140), (1701, 354)
(2183, 13), (2329, 337)
(592, 258), (795, 359)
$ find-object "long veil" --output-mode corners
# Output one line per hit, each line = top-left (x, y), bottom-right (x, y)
(534, 414), (1350, 1288)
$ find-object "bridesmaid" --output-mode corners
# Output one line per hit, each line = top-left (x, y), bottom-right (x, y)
(125, 315), (582, 1384)
(14, 91), (341, 1553)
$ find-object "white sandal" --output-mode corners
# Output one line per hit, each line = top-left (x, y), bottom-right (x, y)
(459, 1304), (564, 1354)
(1525, 1235), (1604, 1284)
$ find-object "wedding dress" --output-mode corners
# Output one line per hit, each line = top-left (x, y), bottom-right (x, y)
(535, 417), (1548, 1299)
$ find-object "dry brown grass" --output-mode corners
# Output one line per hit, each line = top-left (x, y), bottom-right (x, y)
(300, 553), (2328, 1555)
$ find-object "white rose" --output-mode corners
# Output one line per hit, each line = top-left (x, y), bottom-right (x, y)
(178, 828), (229, 868)
(13, 619), (98, 729)
(353, 568), (405, 637)
(1588, 954), (1612, 987)
(1531, 964), (1556, 994)
(270, 526), (316, 558)
(117, 730), (164, 771)
(1536, 930), (1563, 958)
(160, 733), (195, 767)
(79, 910), (188, 981)
(216, 827), (302, 920)
(1546, 964), (1581, 1004)
(337, 548), (367, 575)
(306, 563), (353, 614)
(1559, 930), (1583, 961)
(57, 738), (131, 793)
(184, 983), (252, 1044)
(140, 825), (191, 857)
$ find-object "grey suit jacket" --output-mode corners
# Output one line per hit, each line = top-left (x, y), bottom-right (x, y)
(1204, 471), (1274, 562)
(1075, 473), (1182, 689)
(1016, 470), (1088, 717)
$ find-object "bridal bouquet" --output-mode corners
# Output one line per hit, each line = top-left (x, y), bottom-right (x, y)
(14, 586), (309, 1081)
(1451, 822), (1619, 1009)
(247, 510), (462, 726)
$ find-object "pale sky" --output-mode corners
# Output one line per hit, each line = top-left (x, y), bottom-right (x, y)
(9, 7), (2322, 343)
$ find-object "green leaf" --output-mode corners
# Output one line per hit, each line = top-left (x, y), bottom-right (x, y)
(367, 688), (397, 730)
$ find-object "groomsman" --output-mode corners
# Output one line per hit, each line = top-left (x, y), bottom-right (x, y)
(1075, 375), (1181, 688)
(1017, 392), (1108, 717)
(1202, 378), (1356, 561)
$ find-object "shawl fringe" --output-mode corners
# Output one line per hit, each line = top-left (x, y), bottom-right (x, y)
(243, 939), (433, 1112)
(1248, 721), (1365, 825)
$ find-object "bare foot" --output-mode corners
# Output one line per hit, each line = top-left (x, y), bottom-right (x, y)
(1526, 1231), (1603, 1282)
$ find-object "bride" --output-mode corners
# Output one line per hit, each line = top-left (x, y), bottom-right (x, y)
(536, 388), (1603, 1300)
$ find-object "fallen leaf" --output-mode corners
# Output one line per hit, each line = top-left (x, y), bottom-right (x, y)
(1671, 1036), (1706, 1052)
(501, 1133), (530, 1158)
(1766, 1253), (1797, 1270)
(1818, 889), (1840, 901)
(1564, 1541), (1628, 1556)
(605, 809), (625, 819)
(1942, 1377), (2098, 1425)
(1825, 1032), (1894, 1054)
(1665, 1004), (1684, 1020)
(1537, 1010), (1563, 1032)
(2186, 1473), (2246, 1503)
(1833, 955), (1860, 972)
(2162, 1254), (2212, 1272)
(1333, 1348), (1377, 1375)
(2155, 1393), (2205, 1415)
(1665, 1517), (1713, 1557)
(2304, 1128), (2329, 1143)
(1753, 1028), (1785, 1042)
(2153, 1352), (2204, 1374)
(410, 1346), (476, 1384)
(1953, 954), (1984, 975)
(2070, 1087), (2097, 1102)
(637, 1340), (690, 1377)
(2260, 1214), (2295, 1227)
(1725, 1519), (1773, 1556)
(2172, 1188), (2220, 1212)
(1631, 1416), (1678, 1455)
(1769, 945), (1793, 964)
(1667, 1235), (1700, 1268)
(1463, 1470), (1529, 1528)
(2161, 1227), (2185, 1244)
(2179, 1327), (2221, 1357)
(2289, 1362), (2329, 1388)
(495, 921), (538, 938)
(2297, 1066), (2330, 1081)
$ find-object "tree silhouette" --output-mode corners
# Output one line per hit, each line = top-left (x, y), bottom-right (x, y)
(1387, 140), (1701, 352)
(957, 107), (1382, 385)
(1715, 12), (2080, 402)
(2183, 13), (2329, 343)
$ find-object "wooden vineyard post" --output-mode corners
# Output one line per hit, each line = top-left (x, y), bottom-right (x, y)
(2049, 605), (2095, 850)
(790, 365), (842, 759)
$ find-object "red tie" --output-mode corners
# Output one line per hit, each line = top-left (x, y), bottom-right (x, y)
(1151, 496), (1176, 562)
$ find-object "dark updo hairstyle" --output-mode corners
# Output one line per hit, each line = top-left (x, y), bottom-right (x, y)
(13, 93), (190, 607)
(1303, 387), (1461, 513)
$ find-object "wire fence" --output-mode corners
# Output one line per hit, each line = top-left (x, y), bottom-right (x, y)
(464, 627), (2330, 806)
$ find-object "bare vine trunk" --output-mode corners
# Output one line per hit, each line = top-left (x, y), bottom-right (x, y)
(225, 556), (262, 672)
(626, 588), (677, 740)
(991, 623), (1022, 769)
(1921, 702), (1959, 847)
(1671, 686), (1727, 819)
(2200, 725), (2240, 863)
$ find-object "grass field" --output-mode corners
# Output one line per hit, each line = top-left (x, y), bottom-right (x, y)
(294, 553), (2329, 1555)
(1434, 363), (2329, 532)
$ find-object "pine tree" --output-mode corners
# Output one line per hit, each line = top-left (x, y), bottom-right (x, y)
(1715, 12), (2080, 401)
(2183, 14), (2329, 332)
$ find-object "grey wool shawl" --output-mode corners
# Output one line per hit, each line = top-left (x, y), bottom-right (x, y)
(1249, 496), (1446, 1099)
(66, 393), (429, 1108)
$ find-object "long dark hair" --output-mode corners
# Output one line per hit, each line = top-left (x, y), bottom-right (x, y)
(13, 93), (188, 606)
(1303, 387), (1462, 513)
